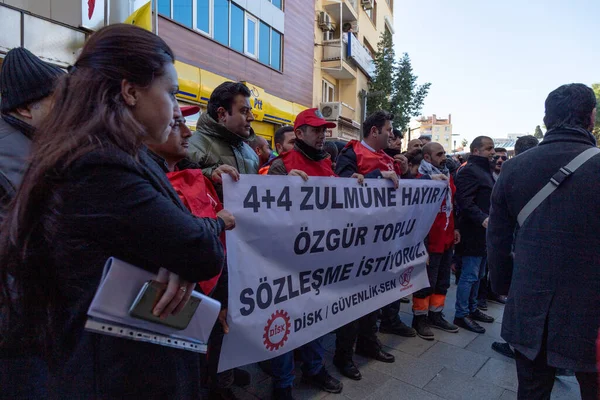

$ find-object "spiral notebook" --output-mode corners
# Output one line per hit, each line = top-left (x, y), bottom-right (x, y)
(85, 257), (221, 353)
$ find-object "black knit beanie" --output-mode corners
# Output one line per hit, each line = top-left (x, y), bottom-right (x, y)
(0, 47), (65, 113)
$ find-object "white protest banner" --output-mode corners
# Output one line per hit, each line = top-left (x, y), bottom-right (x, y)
(218, 175), (446, 372)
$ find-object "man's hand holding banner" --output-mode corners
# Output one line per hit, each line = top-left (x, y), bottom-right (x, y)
(219, 175), (446, 372)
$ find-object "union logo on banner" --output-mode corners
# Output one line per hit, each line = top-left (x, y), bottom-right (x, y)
(399, 266), (415, 287)
(263, 310), (291, 351)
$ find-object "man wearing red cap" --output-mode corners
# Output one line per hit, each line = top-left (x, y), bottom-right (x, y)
(266, 108), (354, 400)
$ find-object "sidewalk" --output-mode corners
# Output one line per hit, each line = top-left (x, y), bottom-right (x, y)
(230, 279), (582, 400)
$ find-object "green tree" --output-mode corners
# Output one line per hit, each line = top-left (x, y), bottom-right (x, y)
(367, 30), (431, 131)
(390, 53), (431, 131)
(534, 125), (544, 139)
(593, 83), (600, 143)
(367, 29), (395, 116)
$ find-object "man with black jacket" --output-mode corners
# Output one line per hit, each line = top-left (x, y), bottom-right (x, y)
(453, 136), (496, 333)
(0, 46), (64, 399)
(488, 83), (599, 400)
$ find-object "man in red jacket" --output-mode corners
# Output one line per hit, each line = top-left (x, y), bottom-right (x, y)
(333, 111), (412, 381)
(267, 108), (355, 400)
(412, 142), (461, 340)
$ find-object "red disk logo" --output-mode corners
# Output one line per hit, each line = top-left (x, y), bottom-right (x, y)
(263, 310), (291, 351)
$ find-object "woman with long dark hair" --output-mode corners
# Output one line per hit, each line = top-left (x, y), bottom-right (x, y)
(0, 24), (227, 398)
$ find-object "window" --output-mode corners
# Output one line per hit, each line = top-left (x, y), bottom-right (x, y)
(445, 126), (450, 131)
(271, 29), (282, 71)
(197, 0), (210, 33)
(322, 80), (335, 103)
(158, 0), (171, 16)
(230, 4), (244, 51)
(159, 0), (283, 71)
(245, 14), (258, 57)
(366, 1), (377, 26)
(435, 126), (440, 132)
(214, 0), (229, 45)
(173, 0), (193, 28)
(259, 22), (271, 64)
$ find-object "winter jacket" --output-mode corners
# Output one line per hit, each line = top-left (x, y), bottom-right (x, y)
(454, 155), (494, 256)
(187, 113), (259, 200)
(0, 115), (33, 221)
(335, 140), (399, 178)
(7, 144), (225, 398)
(488, 127), (600, 372)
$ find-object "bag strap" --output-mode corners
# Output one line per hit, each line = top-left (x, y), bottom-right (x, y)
(517, 147), (600, 226)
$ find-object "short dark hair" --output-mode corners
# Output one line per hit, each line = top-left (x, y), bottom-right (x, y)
(418, 135), (432, 141)
(362, 110), (394, 138)
(323, 141), (339, 161)
(207, 81), (251, 121)
(543, 83), (597, 131)
(405, 148), (424, 165)
(274, 125), (294, 146)
(470, 136), (493, 153)
(392, 128), (403, 139)
(514, 135), (539, 155)
(494, 147), (507, 153)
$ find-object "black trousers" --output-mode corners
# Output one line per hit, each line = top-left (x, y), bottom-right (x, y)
(334, 311), (380, 361)
(515, 343), (598, 400)
(413, 250), (453, 299)
(380, 299), (402, 326)
(206, 321), (234, 390)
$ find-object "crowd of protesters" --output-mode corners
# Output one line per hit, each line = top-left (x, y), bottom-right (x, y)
(0, 24), (598, 400)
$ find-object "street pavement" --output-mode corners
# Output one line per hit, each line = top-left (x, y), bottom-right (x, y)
(229, 279), (582, 400)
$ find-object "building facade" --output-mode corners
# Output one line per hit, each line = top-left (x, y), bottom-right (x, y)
(416, 114), (453, 152)
(0, 0), (316, 145)
(313, 0), (394, 142)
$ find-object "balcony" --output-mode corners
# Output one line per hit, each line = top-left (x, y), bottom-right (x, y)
(323, 0), (359, 25)
(322, 32), (375, 80)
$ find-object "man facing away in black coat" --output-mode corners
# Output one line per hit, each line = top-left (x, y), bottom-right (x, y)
(488, 83), (600, 400)
(453, 136), (497, 334)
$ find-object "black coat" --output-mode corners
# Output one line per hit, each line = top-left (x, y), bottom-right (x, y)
(17, 145), (225, 398)
(454, 155), (494, 256)
(488, 127), (600, 372)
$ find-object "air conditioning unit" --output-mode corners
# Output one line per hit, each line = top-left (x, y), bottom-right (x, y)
(323, 30), (334, 41)
(318, 12), (334, 31)
(342, 21), (359, 34)
(320, 102), (342, 121)
(361, 0), (374, 10)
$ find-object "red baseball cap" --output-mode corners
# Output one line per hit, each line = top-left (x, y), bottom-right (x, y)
(180, 105), (200, 117)
(293, 108), (337, 130)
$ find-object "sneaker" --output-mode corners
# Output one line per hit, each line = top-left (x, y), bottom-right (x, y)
(304, 367), (343, 393)
(379, 318), (417, 337)
(478, 299), (488, 311)
(412, 314), (434, 340)
(491, 342), (515, 359)
(273, 386), (294, 400)
(488, 294), (507, 305)
(428, 311), (459, 333)
(208, 388), (239, 400)
(470, 309), (495, 323)
(453, 316), (485, 334)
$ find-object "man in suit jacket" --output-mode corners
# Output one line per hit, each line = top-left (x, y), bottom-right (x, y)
(488, 83), (599, 400)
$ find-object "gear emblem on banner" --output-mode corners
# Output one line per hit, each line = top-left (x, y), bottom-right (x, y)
(263, 310), (291, 351)
(400, 266), (415, 287)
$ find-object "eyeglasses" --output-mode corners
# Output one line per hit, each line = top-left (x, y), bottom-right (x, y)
(493, 155), (508, 161)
